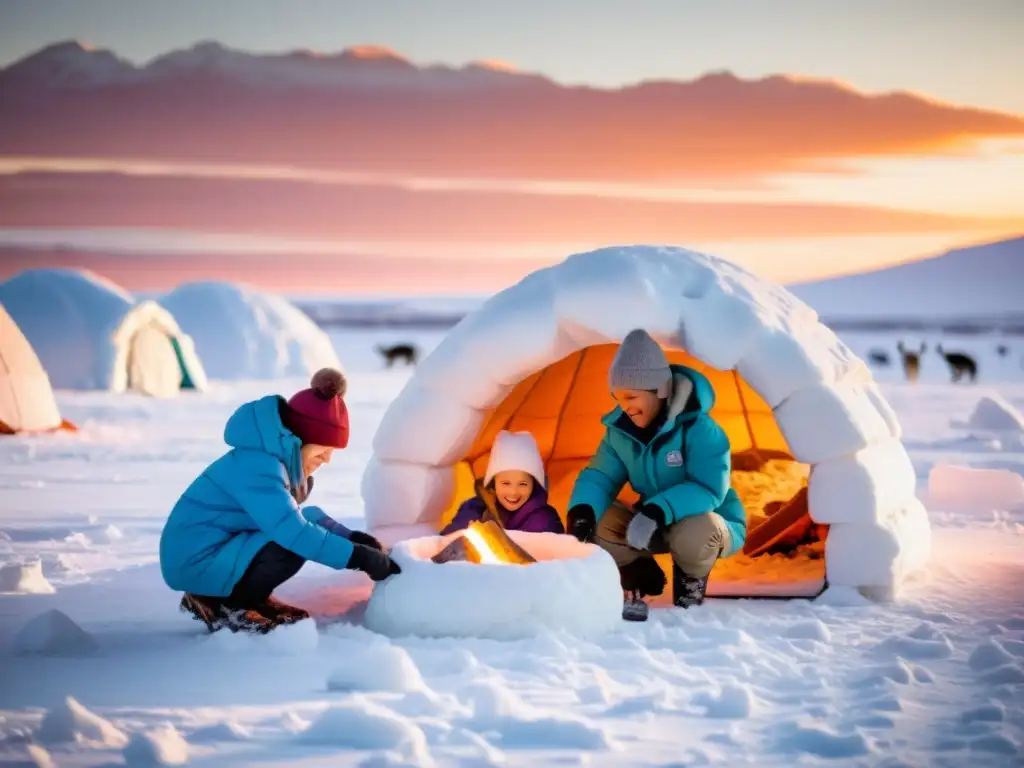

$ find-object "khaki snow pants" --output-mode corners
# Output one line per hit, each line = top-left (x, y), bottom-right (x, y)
(595, 502), (730, 579)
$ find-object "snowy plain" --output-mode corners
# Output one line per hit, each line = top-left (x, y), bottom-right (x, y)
(0, 327), (1022, 767)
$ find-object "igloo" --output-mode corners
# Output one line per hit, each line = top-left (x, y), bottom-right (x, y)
(362, 247), (930, 603)
(0, 269), (207, 397)
(159, 281), (340, 380)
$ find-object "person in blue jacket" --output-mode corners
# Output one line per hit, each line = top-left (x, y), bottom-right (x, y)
(160, 368), (400, 634)
(566, 329), (746, 614)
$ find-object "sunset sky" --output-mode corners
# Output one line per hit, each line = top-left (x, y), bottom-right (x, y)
(0, 0), (1021, 294)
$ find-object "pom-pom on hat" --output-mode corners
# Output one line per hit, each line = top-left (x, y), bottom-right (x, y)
(281, 368), (350, 449)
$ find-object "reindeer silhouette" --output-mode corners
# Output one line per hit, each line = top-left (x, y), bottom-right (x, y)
(935, 344), (977, 383)
(375, 343), (418, 368)
(896, 341), (926, 382)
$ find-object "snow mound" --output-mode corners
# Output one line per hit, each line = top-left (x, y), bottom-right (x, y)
(122, 724), (190, 766)
(964, 394), (1024, 434)
(363, 532), (622, 640)
(969, 641), (1016, 671)
(296, 699), (428, 758)
(159, 281), (341, 379)
(327, 643), (427, 693)
(14, 609), (98, 656)
(928, 464), (1024, 512)
(0, 559), (55, 595)
(37, 696), (128, 748)
(188, 720), (252, 743)
(691, 684), (758, 719)
(203, 615), (318, 654)
(460, 680), (614, 750)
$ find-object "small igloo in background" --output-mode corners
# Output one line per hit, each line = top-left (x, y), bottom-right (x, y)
(0, 268), (207, 397)
(362, 245), (930, 603)
(159, 281), (341, 380)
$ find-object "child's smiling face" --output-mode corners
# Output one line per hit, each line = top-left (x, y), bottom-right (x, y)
(493, 470), (535, 512)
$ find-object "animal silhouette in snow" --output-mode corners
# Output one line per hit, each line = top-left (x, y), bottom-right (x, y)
(867, 349), (891, 367)
(896, 341), (926, 382)
(935, 344), (977, 383)
(375, 343), (418, 368)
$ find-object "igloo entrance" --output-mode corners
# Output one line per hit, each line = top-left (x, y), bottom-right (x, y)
(439, 343), (827, 599)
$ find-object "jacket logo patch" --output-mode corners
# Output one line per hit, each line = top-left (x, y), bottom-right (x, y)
(665, 450), (683, 467)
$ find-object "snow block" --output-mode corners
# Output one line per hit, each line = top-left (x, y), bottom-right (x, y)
(965, 394), (1024, 434)
(0, 559), (55, 594)
(373, 523), (439, 550)
(928, 464), (1024, 512)
(364, 532), (622, 640)
(362, 458), (454, 531)
(123, 724), (190, 766)
(15, 609), (98, 656)
(808, 439), (917, 525)
(326, 643), (427, 693)
(776, 381), (892, 463)
(38, 696), (128, 748)
(371, 385), (483, 466)
(675, 288), (761, 371)
(825, 497), (931, 593)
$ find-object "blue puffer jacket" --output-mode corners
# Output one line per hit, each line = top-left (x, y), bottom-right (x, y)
(569, 365), (747, 556)
(159, 395), (355, 597)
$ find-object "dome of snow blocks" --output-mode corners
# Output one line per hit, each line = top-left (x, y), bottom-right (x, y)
(362, 246), (929, 600)
(159, 281), (341, 380)
(0, 268), (207, 397)
(364, 531), (622, 639)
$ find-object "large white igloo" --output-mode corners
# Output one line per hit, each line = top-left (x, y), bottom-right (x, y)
(0, 269), (207, 397)
(362, 246), (931, 602)
(159, 281), (341, 380)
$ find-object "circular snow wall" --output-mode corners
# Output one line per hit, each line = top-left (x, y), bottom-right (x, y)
(363, 246), (931, 599)
(364, 531), (622, 640)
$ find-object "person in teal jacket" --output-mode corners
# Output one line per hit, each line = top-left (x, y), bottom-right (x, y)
(567, 329), (746, 615)
(160, 368), (400, 634)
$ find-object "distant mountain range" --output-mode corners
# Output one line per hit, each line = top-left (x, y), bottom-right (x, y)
(3, 40), (1022, 186)
(788, 235), (1024, 326)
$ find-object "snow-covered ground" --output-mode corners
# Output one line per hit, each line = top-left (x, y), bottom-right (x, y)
(1, 328), (1022, 767)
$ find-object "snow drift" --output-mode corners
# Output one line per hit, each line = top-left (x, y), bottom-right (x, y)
(0, 268), (207, 396)
(363, 245), (930, 599)
(159, 281), (341, 380)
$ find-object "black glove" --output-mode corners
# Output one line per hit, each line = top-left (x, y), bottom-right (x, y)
(636, 503), (666, 526)
(567, 504), (596, 543)
(346, 543), (401, 581)
(348, 530), (384, 551)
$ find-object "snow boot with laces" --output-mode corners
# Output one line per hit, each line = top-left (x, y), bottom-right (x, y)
(672, 564), (711, 609)
(257, 595), (310, 624)
(179, 593), (226, 633)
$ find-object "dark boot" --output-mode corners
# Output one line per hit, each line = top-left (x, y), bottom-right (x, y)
(258, 595), (310, 624)
(179, 593), (226, 633)
(622, 589), (649, 622)
(673, 564), (710, 609)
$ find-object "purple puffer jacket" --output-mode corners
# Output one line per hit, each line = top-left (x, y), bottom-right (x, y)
(440, 485), (565, 536)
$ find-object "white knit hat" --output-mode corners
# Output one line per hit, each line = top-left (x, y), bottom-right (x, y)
(484, 430), (547, 489)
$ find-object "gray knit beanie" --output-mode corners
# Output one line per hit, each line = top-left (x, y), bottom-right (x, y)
(608, 329), (672, 397)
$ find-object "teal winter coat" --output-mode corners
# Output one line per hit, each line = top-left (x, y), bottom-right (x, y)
(569, 365), (747, 556)
(159, 395), (355, 597)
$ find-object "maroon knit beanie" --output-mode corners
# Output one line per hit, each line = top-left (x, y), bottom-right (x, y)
(281, 368), (349, 449)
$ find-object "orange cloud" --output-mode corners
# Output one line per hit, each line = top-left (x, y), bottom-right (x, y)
(0, 172), (1016, 243)
(2, 62), (1022, 184)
